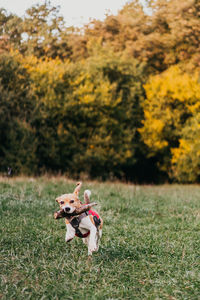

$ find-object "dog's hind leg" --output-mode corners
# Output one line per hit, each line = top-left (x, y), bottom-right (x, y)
(82, 236), (89, 246)
(96, 228), (102, 251)
(88, 226), (98, 255)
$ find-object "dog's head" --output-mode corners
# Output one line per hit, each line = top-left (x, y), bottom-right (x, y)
(56, 182), (82, 214)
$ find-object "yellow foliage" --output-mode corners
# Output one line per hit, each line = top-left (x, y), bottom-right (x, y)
(72, 71), (121, 106)
(171, 139), (191, 164)
(139, 118), (168, 151)
(141, 65), (200, 177)
(170, 114), (200, 182)
(144, 66), (200, 105)
(10, 51), (123, 113)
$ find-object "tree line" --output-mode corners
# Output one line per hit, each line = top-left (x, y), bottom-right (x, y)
(0, 0), (200, 182)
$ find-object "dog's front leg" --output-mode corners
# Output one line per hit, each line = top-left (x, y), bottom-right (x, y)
(65, 224), (75, 242)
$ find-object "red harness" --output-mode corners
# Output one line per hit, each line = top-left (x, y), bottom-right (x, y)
(72, 210), (100, 238)
(88, 210), (100, 219)
(75, 231), (90, 238)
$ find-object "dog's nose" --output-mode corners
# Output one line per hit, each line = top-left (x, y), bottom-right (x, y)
(64, 207), (71, 212)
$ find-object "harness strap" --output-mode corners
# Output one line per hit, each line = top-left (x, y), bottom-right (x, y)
(69, 210), (101, 238)
(70, 212), (90, 238)
(75, 229), (90, 238)
(87, 210), (101, 227)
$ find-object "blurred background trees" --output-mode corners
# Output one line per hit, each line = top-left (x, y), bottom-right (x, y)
(0, 0), (200, 182)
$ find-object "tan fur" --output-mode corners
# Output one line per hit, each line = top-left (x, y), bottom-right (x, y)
(56, 193), (82, 210)
(89, 215), (95, 225)
(99, 218), (103, 229)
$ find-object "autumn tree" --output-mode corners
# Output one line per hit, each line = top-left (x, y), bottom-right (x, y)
(140, 65), (200, 181)
(171, 114), (200, 182)
(16, 43), (147, 179)
(1, 0), (200, 181)
(0, 52), (37, 174)
(85, 0), (200, 73)
(0, 9), (21, 52)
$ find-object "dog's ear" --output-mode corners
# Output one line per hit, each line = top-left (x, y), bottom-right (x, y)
(73, 181), (82, 197)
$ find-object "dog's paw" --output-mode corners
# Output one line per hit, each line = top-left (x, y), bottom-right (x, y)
(65, 237), (73, 243)
(54, 212), (59, 219)
(88, 245), (98, 254)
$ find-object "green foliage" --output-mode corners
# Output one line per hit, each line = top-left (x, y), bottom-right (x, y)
(1, 0), (200, 181)
(19, 48), (146, 179)
(0, 179), (200, 298)
(0, 53), (37, 174)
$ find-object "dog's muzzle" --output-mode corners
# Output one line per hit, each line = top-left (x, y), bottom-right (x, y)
(64, 207), (71, 213)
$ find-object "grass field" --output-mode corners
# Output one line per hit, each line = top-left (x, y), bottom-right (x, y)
(0, 177), (199, 299)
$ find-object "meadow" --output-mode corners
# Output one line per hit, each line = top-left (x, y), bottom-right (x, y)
(0, 177), (199, 299)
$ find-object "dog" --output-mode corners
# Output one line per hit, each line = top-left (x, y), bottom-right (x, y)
(55, 182), (103, 256)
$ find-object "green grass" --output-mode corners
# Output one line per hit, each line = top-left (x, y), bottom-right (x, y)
(0, 177), (200, 299)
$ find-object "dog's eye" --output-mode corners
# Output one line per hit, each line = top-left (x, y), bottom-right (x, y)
(60, 201), (64, 205)
(70, 200), (74, 204)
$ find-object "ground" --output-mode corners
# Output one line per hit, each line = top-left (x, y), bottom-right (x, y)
(0, 177), (199, 299)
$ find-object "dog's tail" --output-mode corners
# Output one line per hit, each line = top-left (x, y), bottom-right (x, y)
(84, 190), (91, 204)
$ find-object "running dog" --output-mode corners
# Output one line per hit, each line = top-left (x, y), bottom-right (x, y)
(55, 182), (103, 256)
